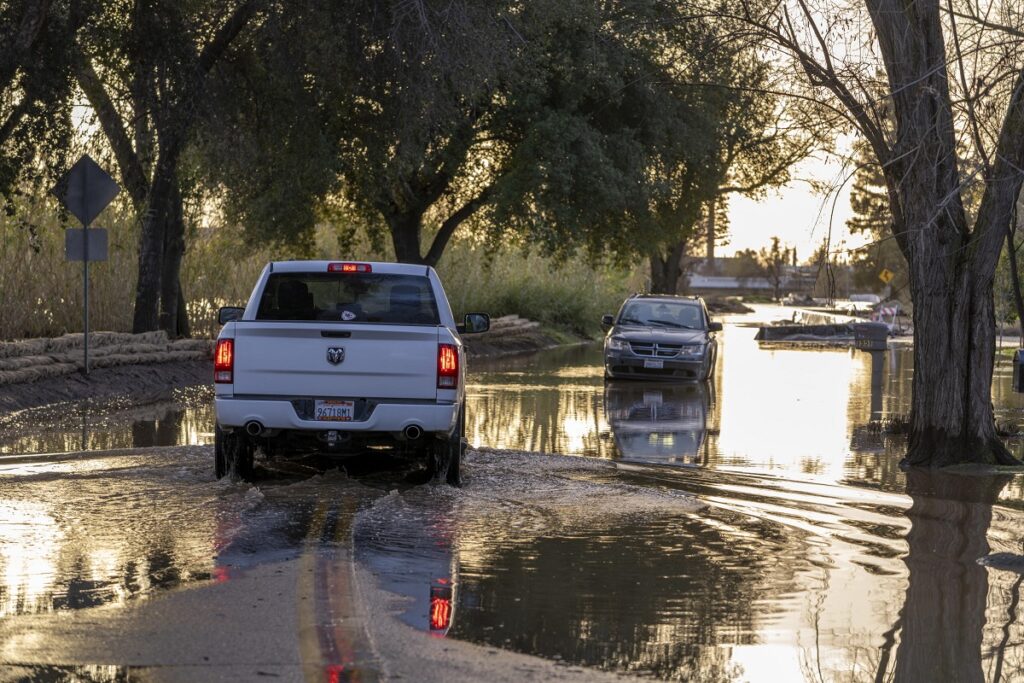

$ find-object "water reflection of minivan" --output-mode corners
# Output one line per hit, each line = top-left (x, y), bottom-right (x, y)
(604, 381), (710, 464)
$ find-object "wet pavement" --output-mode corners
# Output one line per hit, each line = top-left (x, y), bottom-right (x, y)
(3, 306), (1024, 681)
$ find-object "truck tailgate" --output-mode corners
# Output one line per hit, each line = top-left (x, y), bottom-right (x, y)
(232, 323), (439, 400)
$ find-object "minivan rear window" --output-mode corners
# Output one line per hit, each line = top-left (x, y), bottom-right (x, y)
(255, 273), (440, 325)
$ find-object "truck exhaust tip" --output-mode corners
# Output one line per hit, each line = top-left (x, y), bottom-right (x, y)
(404, 425), (423, 441)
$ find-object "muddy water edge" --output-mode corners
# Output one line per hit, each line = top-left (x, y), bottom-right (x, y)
(2, 310), (1024, 681)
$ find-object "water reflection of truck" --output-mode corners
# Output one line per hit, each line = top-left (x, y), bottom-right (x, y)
(353, 501), (459, 637)
(604, 381), (710, 464)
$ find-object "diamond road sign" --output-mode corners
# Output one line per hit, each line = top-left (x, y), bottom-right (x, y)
(50, 155), (120, 226)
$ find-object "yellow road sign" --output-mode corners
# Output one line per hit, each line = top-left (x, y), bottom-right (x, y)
(879, 268), (895, 284)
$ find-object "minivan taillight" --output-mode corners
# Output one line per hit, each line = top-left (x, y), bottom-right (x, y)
(214, 339), (234, 383)
(438, 344), (458, 389)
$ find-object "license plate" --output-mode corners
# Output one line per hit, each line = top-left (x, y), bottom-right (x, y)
(314, 400), (354, 421)
(643, 359), (664, 369)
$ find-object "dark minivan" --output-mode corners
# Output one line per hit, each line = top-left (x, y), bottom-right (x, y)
(601, 294), (721, 381)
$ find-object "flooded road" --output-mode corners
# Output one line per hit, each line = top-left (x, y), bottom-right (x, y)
(3, 307), (1024, 681)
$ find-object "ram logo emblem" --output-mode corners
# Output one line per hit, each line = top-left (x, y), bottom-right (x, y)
(326, 347), (345, 365)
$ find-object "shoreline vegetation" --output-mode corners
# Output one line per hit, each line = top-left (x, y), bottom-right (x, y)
(2, 210), (757, 345)
(1, 216), (639, 341)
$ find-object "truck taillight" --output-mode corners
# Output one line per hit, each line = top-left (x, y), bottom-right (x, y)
(214, 339), (234, 383)
(430, 594), (453, 632)
(429, 583), (454, 633)
(437, 344), (458, 389)
(327, 262), (372, 273)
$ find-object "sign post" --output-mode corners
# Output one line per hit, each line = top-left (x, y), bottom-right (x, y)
(51, 155), (120, 376)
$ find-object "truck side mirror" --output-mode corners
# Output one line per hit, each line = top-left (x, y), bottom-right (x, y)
(601, 314), (614, 328)
(218, 306), (244, 325)
(458, 313), (490, 334)
(708, 321), (723, 332)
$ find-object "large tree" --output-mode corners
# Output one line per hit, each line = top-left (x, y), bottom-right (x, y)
(220, 0), (731, 268)
(74, 0), (265, 336)
(649, 47), (815, 295)
(757, 236), (793, 301)
(484, 0), (714, 265)
(729, 0), (1024, 467)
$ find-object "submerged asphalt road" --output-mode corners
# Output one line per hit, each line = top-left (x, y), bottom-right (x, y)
(0, 445), (682, 682)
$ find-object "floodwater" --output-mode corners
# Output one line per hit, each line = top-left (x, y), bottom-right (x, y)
(3, 306), (1024, 681)
(465, 322), (1024, 494)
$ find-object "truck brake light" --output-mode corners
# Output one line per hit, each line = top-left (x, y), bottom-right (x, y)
(438, 344), (458, 389)
(214, 339), (234, 383)
(328, 262), (372, 273)
(430, 586), (453, 633)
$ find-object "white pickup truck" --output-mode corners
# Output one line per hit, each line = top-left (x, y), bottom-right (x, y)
(212, 260), (489, 485)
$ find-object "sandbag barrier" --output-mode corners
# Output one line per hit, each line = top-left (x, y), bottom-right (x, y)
(0, 332), (213, 385)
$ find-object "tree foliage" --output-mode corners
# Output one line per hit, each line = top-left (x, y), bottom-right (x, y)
(846, 138), (907, 296)
(0, 0), (87, 204)
(204, 0), (763, 269)
(757, 236), (793, 300)
(193, 3), (343, 250)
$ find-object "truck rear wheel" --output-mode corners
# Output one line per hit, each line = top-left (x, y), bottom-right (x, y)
(427, 407), (464, 487)
(215, 425), (255, 482)
(214, 425), (228, 478)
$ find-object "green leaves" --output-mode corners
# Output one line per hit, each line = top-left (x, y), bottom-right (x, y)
(0, 0), (85, 204)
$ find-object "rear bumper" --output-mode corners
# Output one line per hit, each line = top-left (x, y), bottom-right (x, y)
(215, 397), (459, 435)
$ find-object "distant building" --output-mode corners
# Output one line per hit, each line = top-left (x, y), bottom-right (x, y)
(681, 257), (849, 298)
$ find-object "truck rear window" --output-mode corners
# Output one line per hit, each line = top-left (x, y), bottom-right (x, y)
(255, 273), (440, 325)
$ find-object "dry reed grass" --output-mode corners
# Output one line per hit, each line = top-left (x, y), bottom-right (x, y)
(3, 205), (635, 340)
(0, 200), (139, 339)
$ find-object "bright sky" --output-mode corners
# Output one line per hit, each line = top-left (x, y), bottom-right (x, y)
(723, 149), (871, 264)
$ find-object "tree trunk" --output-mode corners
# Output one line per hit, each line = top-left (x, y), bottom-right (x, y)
(648, 241), (686, 294)
(649, 254), (675, 294)
(705, 197), (717, 260)
(159, 184), (186, 336)
(893, 470), (1010, 681)
(132, 215), (164, 334)
(902, 222), (1015, 466)
(388, 213), (425, 265)
(861, 0), (1022, 467)
(132, 139), (184, 333)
